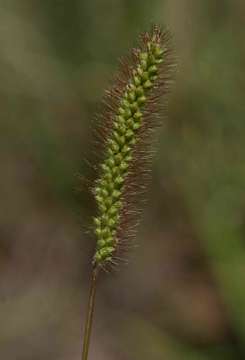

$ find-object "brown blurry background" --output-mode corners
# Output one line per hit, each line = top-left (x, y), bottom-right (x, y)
(1, 1), (245, 359)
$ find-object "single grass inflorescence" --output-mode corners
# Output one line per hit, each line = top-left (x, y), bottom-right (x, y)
(92, 25), (174, 268)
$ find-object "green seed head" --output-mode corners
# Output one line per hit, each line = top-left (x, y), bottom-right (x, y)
(91, 25), (174, 267)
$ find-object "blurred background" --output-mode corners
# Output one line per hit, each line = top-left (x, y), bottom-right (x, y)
(0, 1), (245, 359)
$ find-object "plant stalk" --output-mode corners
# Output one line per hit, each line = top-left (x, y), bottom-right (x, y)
(82, 266), (99, 360)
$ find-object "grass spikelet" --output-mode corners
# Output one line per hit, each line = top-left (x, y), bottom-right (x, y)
(92, 25), (174, 268)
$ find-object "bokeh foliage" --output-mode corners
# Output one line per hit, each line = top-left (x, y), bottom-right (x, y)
(0, 1), (245, 359)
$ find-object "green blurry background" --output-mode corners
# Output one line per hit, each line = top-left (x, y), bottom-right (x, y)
(1, 1), (245, 359)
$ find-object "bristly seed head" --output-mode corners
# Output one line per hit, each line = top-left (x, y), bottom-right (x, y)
(92, 25), (175, 268)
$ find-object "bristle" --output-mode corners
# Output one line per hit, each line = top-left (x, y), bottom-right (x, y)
(90, 25), (175, 268)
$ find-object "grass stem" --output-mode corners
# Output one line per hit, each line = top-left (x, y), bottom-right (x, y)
(82, 267), (99, 360)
